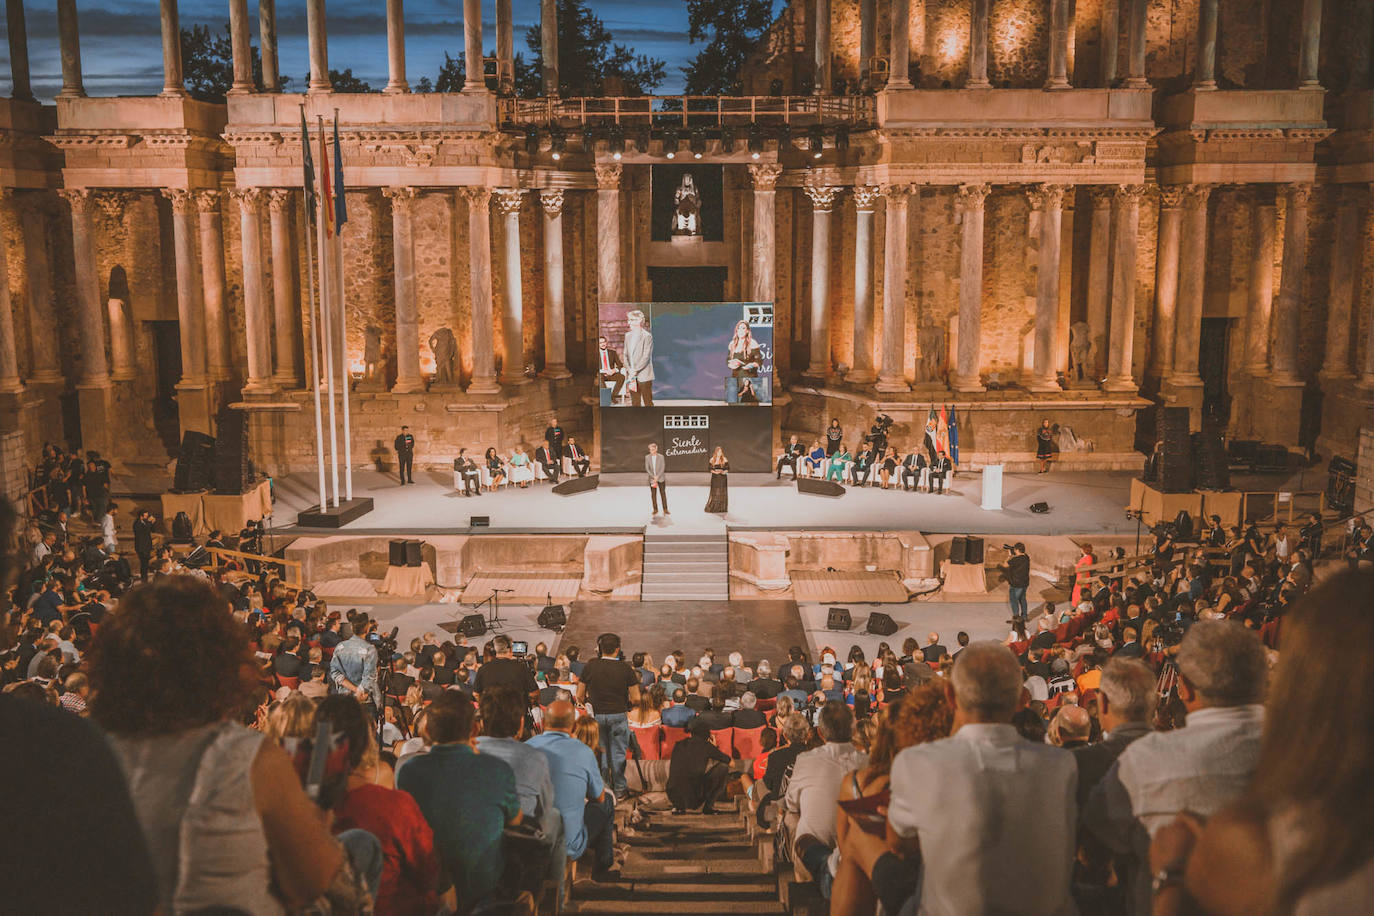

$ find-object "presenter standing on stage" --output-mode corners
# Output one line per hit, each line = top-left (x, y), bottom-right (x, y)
(544, 416), (566, 462)
(624, 309), (655, 407)
(646, 443), (669, 516)
(394, 425), (416, 485)
(705, 447), (729, 514)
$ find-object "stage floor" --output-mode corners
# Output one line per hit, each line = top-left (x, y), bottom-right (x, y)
(272, 468), (1140, 536)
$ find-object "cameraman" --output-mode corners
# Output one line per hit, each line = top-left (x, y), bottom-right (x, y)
(330, 613), (381, 715)
(1002, 542), (1031, 623)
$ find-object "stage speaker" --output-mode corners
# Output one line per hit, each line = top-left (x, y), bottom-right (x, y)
(797, 478), (846, 497)
(553, 474), (599, 496)
(457, 614), (487, 637)
(388, 539), (408, 567)
(212, 410), (252, 495)
(1029, 501), (1050, 514)
(1194, 426), (1230, 492)
(470, 516), (490, 528)
(964, 536), (985, 565)
(949, 536), (968, 565)
(826, 607), (853, 631)
(405, 539), (423, 567)
(173, 431), (216, 493)
(1157, 407), (1194, 494)
(865, 612), (898, 636)
(538, 604), (567, 629)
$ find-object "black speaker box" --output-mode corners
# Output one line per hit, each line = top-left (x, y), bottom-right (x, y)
(405, 540), (423, 567)
(826, 607), (853, 631)
(457, 614), (487, 637)
(388, 539), (408, 567)
(212, 411), (252, 495)
(964, 536), (985, 565)
(865, 612), (898, 636)
(798, 478), (846, 497)
(553, 474), (600, 496)
(538, 604), (568, 629)
(1157, 407), (1194, 493)
(173, 431), (216, 493)
(470, 516), (490, 528)
(1194, 427), (1230, 491)
(170, 511), (195, 542)
(949, 536), (968, 565)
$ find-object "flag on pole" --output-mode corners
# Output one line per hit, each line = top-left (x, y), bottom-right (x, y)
(299, 106), (316, 221)
(318, 117), (333, 238)
(332, 111), (348, 234)
(924, 406), (939, 457)
(947, 406), (960, 467)
(937, 405), (950, 457)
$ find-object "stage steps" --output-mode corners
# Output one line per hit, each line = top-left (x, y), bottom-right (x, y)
(640, 534), (730, 601)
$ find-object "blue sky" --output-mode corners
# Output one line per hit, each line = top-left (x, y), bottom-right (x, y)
(0, 0), (762, 99)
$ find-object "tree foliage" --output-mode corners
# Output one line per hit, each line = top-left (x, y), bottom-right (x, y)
(326, 69), (374, 93)
(681, 0), (775, 96)
(516, 0), (666, 96)
(180, 23), (286, 103)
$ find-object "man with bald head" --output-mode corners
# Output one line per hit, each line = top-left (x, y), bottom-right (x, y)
(887, 642), (1078, 915)
(527, 701), (620, 882)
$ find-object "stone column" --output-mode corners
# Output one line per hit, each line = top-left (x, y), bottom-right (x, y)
(968, 0), (991, 88)
(496, 0), (513, 94)
(267, 190), (301, 386)
(878, 184), (912, 393)
(232, 189), (273, 392)
(596, 165), (622, 304)
(56, 0), (84, 98)
(464, 188), (499, 393)
(60, 190), (108, 384)
(1244, 190), (1277, 376)
(540, 190), (571, 379)
(1104, 185), (1145, 392)
(494, 189), (526, 384)
(952, 183), (990, 392)
(228, 0), (254, 94)
(385, 0), (409, 92)
(19, 197), (60, 383)
(1125, 0), (1148, 87)
(1085, 189), (1114, 379)
(0, 192), (20, 392)
(306, 0), (330, 92)
(848, 186), (881, 385)
(541, 0), (559, 94)
(1299, 0), (1322, 89)
(259, 0), (280, 91)
(463, 0), (487, 94)
(1322, 190), (1362, 380)
(1194, 0), (1218, 90)
(381, 188), (423, 392)
(803, 185), (841, 379)
(1271, 184), (1311, 382)
(859, 0), (876, 87)
(1046, 0), (1071, 89)
(195, 191), (232, 382)
(158, 0), (185, 97)
(1152, 187), (1184, 377)
(748, 163), (781, 303)
(887, 0), (911, 89)
(1100, 0), (1119, 87)
(814, 0), (831, 94)
(163, 190), (208, 384)
(6, 0), (33, 102)
(1168, 184), (1210, 398)
(1028, 185), (1066, 391)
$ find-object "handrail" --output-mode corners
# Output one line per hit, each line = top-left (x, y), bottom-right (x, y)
(500, 94), (876, 127)
(206, 546), (304, 589)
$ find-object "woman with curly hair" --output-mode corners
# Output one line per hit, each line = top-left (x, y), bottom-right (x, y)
(90, 576), (368, 914)
(830, 682), (955, 914)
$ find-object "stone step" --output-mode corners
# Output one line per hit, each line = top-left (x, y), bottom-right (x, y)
(641, 572), (727, 585)
(566, 900), (784, 914)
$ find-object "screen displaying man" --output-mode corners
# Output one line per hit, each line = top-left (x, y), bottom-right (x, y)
(623, 309), (655, 406)
(596, 336), (626, 404)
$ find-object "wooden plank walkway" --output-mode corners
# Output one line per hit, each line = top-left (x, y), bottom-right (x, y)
(460, 571), (583, 604)
(789, 569), (910, 603)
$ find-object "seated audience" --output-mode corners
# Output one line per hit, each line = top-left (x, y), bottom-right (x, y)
(527, 700), (619, 882)
(784, 700), (868, 898)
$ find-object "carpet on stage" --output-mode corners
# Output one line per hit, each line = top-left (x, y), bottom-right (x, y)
(557, 599), (807, 664)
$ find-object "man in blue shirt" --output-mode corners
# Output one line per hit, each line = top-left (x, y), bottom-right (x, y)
(662, 688), (694, 728)
(527, 700), (619, 882)
(330, 614), (380, 714)
(398, 692), (521, 906)
(30, 580), (65, 627)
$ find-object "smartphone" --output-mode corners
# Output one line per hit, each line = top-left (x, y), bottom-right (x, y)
(512, 640), (528, 656)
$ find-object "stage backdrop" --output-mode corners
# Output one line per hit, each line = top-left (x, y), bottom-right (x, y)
(601, 407), (774, 473)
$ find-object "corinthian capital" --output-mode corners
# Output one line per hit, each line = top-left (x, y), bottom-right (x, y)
(1115, 184), (1149, 205)
(266, 188), (294, 213)
(1283, 182), (1313, 209)
(748, 162), (783, 190)
(1026, 184), (1066, 211)
(1157, 186), (1185, 209)
(161, 188), (197, 214)
(493, 188), (526, 216)
(1181, 184), (1212, 208)
(803, 184), (841, 211)
(539, 189), (565, 216)
(459, 186), (491, 207)
(851, 185), (882, 212)
(595, 164), (622, 190)
(58, 188), (95, 215)
(194, 190), (223, 213)
(229, 187), (264, 213)
(954, 183), (991, 212)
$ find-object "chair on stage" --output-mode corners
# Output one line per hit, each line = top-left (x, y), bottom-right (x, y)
(508, 459), (536, 487)
(479, 466), (509, 490)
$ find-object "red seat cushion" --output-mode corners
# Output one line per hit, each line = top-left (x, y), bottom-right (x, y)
(711, 728), (734, 757)
(660, 725), (689, 758)
(731, 725), (768, 761)
(629, 725), (664, 761)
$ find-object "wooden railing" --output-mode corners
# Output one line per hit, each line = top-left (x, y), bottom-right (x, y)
(500, 94), (876, 128)
(205, 546), (304, 589)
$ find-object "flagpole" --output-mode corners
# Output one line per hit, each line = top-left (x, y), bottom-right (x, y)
(334, 109), (354, 502)
(317, 115), (340, 508)
(300, 111), (326, 514)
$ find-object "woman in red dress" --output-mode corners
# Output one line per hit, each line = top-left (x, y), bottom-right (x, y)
(1071, 543), (1096, 607)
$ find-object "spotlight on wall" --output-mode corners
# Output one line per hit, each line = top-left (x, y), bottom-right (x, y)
(808, 125), (824, 159)
(609, 127), (625, 161)
(690, 129), (706, 159)
(748, 123), (765, 159)
(635, 127), (651, 153)
(549, 127), (566, 161)
(663, 129), (679, 159)
(720, 126), (735, 154)
(524, 128), (539, 155)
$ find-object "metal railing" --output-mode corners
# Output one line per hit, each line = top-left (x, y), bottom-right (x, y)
(500, 94), (876, 128)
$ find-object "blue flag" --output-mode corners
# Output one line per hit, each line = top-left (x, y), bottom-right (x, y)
(947, 406), (959, 466)
(332, 111), (347, 233)
(299, 106), (315, 222)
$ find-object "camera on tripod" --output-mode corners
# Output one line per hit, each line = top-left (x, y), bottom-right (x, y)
(368, 625), (400, 664)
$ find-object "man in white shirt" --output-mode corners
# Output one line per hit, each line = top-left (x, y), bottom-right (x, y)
(99, 502), (119, 552)
(1083, 619), (1267, 916)
(887, 642), (1078, 916)
(783, 700), (868, 897)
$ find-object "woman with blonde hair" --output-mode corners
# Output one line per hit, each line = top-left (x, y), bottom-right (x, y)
(573, 715), (602, 756)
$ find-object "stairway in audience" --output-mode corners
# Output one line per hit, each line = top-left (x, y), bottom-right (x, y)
(566, 801), (783, 914)
(639, 533), (730, 601)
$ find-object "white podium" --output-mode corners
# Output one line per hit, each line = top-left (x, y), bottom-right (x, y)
(981, 464), (1004, 510)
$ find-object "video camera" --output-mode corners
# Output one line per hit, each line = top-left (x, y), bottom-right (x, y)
(368, 625), (400, 664)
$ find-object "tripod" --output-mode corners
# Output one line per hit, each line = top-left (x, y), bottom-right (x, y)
(468, 588), (514, 632)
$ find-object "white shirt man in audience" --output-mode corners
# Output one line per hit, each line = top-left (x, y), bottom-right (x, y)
(887, 642), (1078, 915)
(783, 700), (868, 898)
(1083, 619), (1267, 916)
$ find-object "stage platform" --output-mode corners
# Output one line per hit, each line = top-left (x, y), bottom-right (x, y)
(272, 468), (1140, 537)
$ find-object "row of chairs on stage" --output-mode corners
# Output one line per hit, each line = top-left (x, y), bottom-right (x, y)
(774, 452), (952, 491)
(455, 455), (590, 491)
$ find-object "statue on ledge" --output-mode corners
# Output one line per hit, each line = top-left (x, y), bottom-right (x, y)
(915, 315), (947, 385)
(672, 173), (701, 238)
(429, 327), (457, 386)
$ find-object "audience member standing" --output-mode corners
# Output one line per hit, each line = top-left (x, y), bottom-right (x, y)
(578, 632), (641, 799)
(472, 635), (540, 709)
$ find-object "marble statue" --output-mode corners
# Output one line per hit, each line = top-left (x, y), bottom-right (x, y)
(672, 173), (701, 237)
(429, 327), (457, 385)
(915, 315), (947, 384)
(1070, 320), (1093, 381)
(363, 324), (383, 381)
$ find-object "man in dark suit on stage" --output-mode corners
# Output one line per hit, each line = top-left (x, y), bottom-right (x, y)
(534, 443), (560, 483)
(901, 447), (927, 492)
(394, 425), (415, 484)
(595, 336), (626, 401)
(776, 435), (804, 480)
(544, 416), (566, 461)
(850, 445), (874, 487)
(566, 437), (591, 477)
(929, 449), (953, 494)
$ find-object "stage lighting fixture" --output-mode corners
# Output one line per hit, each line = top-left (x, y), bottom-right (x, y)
(720, 126), (735, 153)
(549, 127), (566, 161)
(635, 127), (651, 152)
(748, 124), (765, 159)
(808, 125), (824, 159)
(690, 129), (706, 159)
(769, 78), (784, 97)
(663, 129), (679, 159)
(523, 128), (539, 155)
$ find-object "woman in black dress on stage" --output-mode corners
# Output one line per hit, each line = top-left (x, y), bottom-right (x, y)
(826, 419), (843, 457)
(1036, 419), (1056, 473)
(705, 447), (729, 513)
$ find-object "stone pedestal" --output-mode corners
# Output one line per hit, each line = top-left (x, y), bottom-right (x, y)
(1251, 376), (1305, 444)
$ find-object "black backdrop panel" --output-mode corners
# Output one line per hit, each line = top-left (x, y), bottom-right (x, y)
(601, 407), (773, 473)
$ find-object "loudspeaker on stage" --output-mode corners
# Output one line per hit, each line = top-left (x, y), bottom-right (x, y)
(458, 614), (487, 637)
(552, 474), (599, 496)
(799, 478), (846, 498)
(865, 612), (898, 636)
(827, 607), (853, 631)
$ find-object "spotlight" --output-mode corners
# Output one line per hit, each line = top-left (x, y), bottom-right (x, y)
(808, 125), (824, 159)
(663, 129), (679, 159)
(523, 128), (539, 155)
(609, 126), (625, 161)
(635, 127), (651, 152)
(690, 129), (706, 159)
(748, 123), (765, 159)
(720, 126), (735, 153)
(549, 127), (566, 161)
(835, 125), (849, 153)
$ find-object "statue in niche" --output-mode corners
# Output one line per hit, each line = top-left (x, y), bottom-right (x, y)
(672, 173), (701, 237)
(1069, 321), (1093, 381)
(429, 327), (457, 386)
(363, 325), (383, 381)
(915, 315), (947, 384)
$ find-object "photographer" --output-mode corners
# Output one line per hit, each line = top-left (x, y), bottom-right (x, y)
(1001, 543), (1031, 623)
